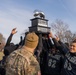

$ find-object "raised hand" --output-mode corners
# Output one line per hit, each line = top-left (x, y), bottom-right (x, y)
(48, 32), (54, 38)
(11, 28), (17, 35)
(55, 35), (60, 41)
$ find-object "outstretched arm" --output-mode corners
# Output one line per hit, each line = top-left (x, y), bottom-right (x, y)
(49, 32), (68, 55)
(5, 28), (17, 47)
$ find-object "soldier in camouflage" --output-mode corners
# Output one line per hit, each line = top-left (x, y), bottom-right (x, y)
(5, 32), (41, 75)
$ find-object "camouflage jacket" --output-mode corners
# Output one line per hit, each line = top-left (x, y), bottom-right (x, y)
(5, 46), (40, 75)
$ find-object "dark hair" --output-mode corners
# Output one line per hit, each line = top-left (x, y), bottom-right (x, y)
(64, 42), (69, 47)
(72, 39), (76, 43)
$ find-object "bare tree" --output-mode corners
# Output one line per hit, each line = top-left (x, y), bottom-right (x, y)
(72, 32), (76, 41)
(50, 19), (69, 42)
(64, 30), (73, 43)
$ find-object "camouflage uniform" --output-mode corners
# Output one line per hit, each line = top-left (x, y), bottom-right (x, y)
(5, 46), (40, 75)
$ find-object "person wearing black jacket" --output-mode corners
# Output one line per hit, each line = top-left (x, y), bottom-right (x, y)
(61, 40), (76, 75)
(0, 28), (24, 75)
(0, 28), (18, 75)
(40, 33), (62, 75)
(4, 28), (18, 56)
(50, 32), (76, 75)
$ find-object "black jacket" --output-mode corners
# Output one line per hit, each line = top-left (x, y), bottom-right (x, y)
(52, 38), (76, 75)
(40, 38), (62, 75)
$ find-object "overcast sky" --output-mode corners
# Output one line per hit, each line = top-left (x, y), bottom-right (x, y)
(0, 0), (76, 44)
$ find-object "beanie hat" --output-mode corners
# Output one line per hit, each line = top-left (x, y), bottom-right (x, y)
(25, 32), (39, 48)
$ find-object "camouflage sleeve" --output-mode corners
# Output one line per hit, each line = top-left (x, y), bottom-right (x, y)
(19, 58), (29, 75)
(5, 52), (29, 75)
(23, 56), (41, 75)
(5, 50), (41, 75)
(23, 61), (41, 75)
